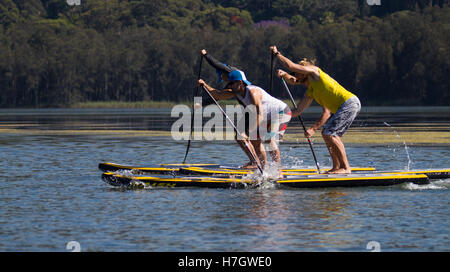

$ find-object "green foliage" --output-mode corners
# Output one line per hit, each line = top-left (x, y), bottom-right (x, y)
(43, 0), (69, 19)
(0, 0), (21, 28)
(0, 0), (449, 107)
(192, 5), (254, 31)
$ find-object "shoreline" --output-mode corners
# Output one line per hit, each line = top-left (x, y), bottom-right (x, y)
(0, 101), (449, 111)
(0, 126), (449, 145)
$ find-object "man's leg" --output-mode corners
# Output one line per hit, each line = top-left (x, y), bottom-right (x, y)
(265, 139), (283, 178)
(251, 139), (266, 166)
(322, 134), (350, 174)
(322, 132), (340, 171)
(265, 139), (280, 163)
(236, 138), (262, 169)
(321, 97), (360, 174)
(235, 129), (261, 168)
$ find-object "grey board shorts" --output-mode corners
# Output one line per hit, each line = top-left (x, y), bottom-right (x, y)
(323, 96), (361, 137)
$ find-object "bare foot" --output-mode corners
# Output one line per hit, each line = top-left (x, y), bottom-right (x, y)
(327, 168), (351, 174)
(325, 168), (338, 174)
(241, 161), (257, 169)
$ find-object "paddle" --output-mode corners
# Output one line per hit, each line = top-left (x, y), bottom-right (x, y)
(182, 54), (204, 164)
(200, 85), (264, 174)
(269, 52), (275, 94)
(281, 78), (321, 173)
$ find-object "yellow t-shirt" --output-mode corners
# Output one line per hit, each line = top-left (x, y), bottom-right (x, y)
(306, 68), (355, 113)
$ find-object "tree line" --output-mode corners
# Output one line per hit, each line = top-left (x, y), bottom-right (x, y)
(0, 0), (449, 107)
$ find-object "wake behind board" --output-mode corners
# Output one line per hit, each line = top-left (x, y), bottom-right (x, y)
(101, 172), (429, 189)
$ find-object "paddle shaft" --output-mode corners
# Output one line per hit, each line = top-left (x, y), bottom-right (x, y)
(183, 54), (204, 164)
(269, 53), (275, 94)
(281, 78), (321, 173)
(201, 85), (264, 174)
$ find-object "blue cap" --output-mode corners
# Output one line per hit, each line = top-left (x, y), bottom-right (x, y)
(228, 70), (252, 86)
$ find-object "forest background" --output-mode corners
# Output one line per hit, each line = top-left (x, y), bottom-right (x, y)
(0, 0), (449, 107)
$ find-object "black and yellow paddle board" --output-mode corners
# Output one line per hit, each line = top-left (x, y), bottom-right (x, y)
(98, 162), (376, 176)
(367, 169), (450, 180)
(99, 162), (450, 180)
(101, 172), (429, 189)
(98, 162), (224, 174)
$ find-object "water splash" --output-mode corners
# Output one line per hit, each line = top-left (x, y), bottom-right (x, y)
(240, 162), (280, 189)
(384, 122), (412, 170)
(403, 179), (450, 190)
(115, 169), (135, 176)
(283, 150), (304, 168)
(129, 180), (147, 189)
(110, 170), (155, 189)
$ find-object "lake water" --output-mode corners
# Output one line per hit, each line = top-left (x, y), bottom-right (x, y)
(0, 107), (449, 252)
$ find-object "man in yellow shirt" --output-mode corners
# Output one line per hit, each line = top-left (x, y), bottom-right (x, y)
(270, 46), (361, 174)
